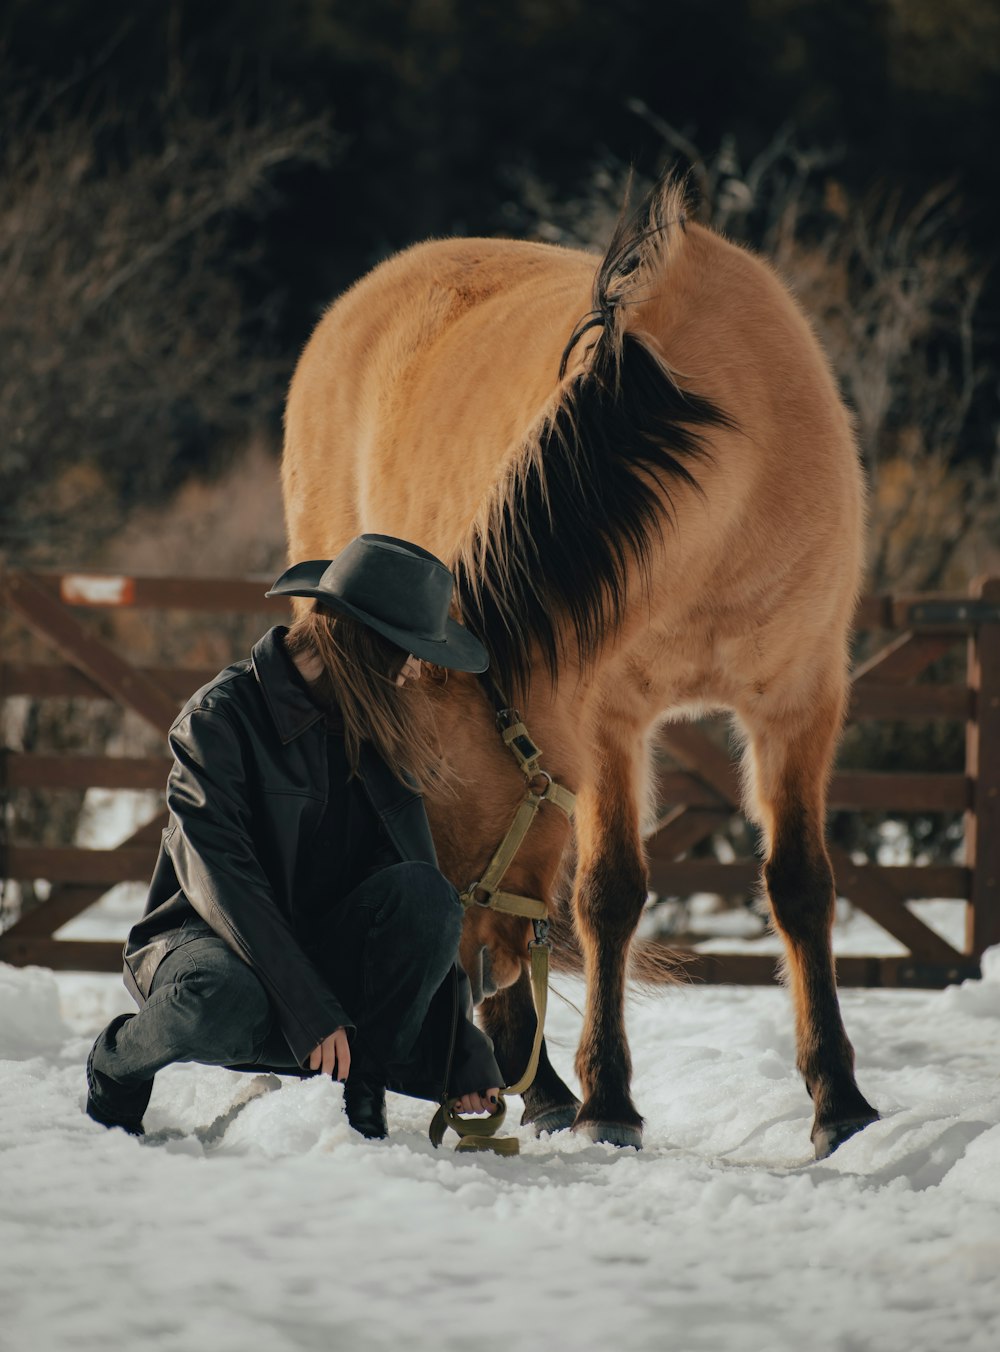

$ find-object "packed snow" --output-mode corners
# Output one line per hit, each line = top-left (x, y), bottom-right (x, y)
(1, 891), (998, 1352)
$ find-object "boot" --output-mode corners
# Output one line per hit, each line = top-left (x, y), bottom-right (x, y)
(85, 1013), (151, 1137)
(343, 1073), (388, 1140)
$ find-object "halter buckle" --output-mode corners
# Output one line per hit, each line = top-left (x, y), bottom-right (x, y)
(530, 916), (551, 946)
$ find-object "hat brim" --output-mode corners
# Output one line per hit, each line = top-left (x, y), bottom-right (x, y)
(266, 563), (490, 674)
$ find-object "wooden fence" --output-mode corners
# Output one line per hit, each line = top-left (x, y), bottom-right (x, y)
(1, 565), (998, 987)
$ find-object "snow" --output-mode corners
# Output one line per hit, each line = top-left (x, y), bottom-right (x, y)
(3, 790), (996, 1349)
(640, 891), (969, 958)
(2, 936), (999, 1352)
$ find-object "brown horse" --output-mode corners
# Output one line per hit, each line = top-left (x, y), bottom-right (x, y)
(280, 178), (879, 1157)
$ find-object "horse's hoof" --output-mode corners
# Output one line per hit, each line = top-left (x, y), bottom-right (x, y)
(812, 1113), (879, 1160)
(572, 1120), (643, 1149)
(525, 1105), (578, 1137)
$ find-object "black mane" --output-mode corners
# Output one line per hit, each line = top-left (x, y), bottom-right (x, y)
(456, 182), (734, 700)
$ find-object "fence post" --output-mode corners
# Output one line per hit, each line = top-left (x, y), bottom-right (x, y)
(966, 576), (1000, 958)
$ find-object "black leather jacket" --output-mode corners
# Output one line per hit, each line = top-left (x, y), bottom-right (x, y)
(124, 626), (500, 1093)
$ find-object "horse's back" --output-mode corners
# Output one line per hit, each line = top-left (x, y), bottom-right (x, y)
(282, 237), (595, 561)
(283, 222), (864, 700)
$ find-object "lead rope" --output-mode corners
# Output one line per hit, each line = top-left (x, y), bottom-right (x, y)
(428, 690), (575, 1156)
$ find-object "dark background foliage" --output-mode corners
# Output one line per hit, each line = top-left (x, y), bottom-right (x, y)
(2, 0), (998, 549)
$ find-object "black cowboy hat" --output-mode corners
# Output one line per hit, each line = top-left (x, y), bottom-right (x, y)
(266, 533), (489, 673)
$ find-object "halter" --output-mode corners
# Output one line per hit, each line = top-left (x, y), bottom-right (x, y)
(428, 676), (576, 1154)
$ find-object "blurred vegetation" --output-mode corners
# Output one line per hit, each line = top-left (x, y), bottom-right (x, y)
(1, 0), (997, 563)
(0, 79), (333, 558)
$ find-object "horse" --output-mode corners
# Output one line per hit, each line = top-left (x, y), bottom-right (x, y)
(279, 176), (880, 1158)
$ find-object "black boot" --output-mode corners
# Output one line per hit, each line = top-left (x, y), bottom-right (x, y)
(343, 1074), (388, 1140)
(86, 1013), (151, 1137)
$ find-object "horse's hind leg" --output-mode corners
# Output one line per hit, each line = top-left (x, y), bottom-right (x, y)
(741, 685), (879, 1158)
(479, 971), (580, 1134)
(570, 740), (648, 1147)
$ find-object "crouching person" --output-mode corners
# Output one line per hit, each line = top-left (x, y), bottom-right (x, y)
(86, 535), (502, 1140)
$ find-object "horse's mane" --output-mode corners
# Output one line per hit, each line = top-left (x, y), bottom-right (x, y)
(455, 176), (734, 699)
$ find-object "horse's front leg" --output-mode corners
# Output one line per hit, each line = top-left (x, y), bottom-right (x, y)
(479, 968), (580, 1133)
(742, 687), (880, 1158)
(571, 746), (647, 1147)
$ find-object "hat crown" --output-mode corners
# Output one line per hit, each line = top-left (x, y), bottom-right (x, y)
(266, 533), (489, 673)
(319, 535), (453, 640)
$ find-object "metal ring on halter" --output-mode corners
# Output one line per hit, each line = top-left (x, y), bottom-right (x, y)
(467, 882), (494, 907)
(527, 768), (552, 796)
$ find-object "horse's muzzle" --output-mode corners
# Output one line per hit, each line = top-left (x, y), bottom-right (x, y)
(468, 944), (498, 1006)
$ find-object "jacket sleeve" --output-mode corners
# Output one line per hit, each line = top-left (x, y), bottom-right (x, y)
(165, 704), (353, 1066)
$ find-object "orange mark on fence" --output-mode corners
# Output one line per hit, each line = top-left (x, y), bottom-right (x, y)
(59, 574), (136, 607)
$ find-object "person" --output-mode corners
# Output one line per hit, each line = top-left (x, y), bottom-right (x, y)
(85, 533), (503, 1141)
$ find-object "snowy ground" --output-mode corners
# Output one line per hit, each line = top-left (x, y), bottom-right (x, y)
(2, 915), (999, 1352)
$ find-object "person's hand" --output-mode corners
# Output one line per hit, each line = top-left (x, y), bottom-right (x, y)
(455, 1087), (500, 1114)
(308, 1027), (351, 1080)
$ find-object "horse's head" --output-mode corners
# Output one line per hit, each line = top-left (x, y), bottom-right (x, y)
(420, 669), (577, 1002)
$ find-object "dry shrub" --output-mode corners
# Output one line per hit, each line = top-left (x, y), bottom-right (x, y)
(98, 435), (290, 672)
(0, 78), (334, 562)
(104, 435), (287, 582)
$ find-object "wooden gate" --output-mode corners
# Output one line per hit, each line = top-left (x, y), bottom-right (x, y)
(2, 565), (998, 985)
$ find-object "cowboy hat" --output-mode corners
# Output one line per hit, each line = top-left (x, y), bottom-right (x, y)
(266, 533), (489, 673)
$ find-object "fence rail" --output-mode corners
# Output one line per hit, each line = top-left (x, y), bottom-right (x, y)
(2, 564), (998, 986)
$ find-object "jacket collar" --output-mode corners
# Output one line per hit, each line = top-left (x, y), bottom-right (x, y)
(251, 626), (326, 744)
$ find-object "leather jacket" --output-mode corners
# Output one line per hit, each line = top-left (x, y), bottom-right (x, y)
(123, 626), (501, 1094)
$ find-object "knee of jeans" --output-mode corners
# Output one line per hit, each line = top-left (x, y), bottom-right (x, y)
(379, 861), (462, 941)
(177, 952), (272, 1060)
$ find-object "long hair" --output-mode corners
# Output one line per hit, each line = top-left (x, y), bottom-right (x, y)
(455, 175), (734, 699)
(284, 605), (448, 793)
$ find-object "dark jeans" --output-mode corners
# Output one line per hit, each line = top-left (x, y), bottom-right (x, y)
(88, 861), (464, 1123)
